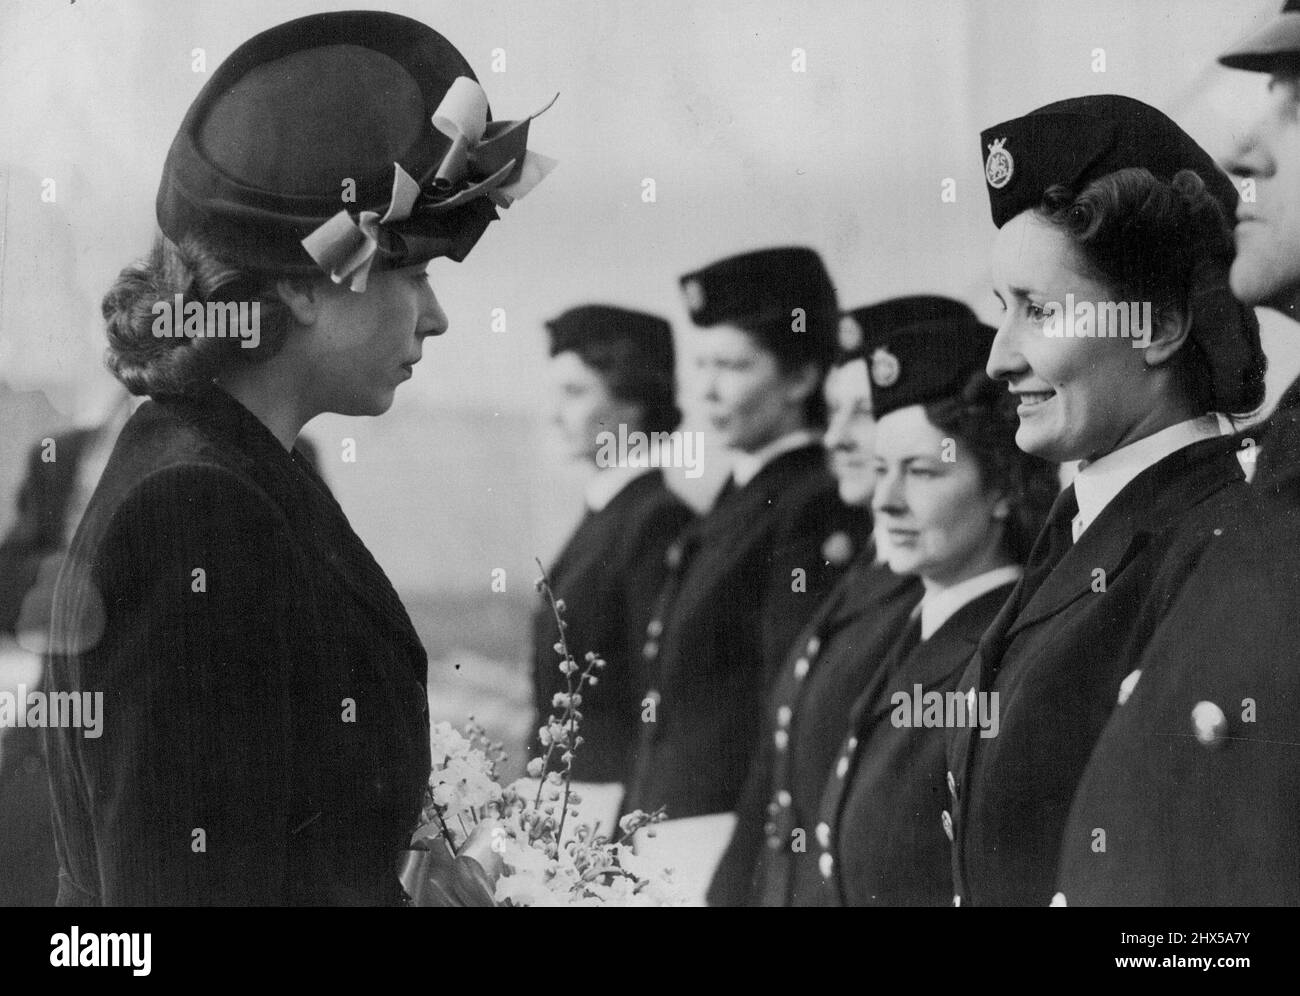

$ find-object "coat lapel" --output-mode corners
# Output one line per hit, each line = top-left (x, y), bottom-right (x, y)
(158, 387), (423, 652)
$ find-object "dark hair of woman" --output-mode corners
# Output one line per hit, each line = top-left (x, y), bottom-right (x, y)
(102, 233), (299, 397)
(549, 336), (683, 435)
(924, 367), (1059, 564)
(1039, 166), (1266, 419)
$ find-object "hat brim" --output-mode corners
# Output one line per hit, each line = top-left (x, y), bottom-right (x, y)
(1220, 13), (1300, 71)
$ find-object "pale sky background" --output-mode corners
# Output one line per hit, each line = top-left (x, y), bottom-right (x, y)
(1, 0), (1296, 607)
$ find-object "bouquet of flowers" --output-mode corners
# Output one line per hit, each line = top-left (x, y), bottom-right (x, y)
(407, 562), (682, 907)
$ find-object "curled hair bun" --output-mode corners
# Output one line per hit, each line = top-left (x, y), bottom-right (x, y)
(103, 235), (290, 397)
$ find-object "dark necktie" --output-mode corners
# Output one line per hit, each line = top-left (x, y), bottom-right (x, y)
(1009, 483), (1078, 619)
(1255, 375), (1300, 499)
(713, 474), (738, 508)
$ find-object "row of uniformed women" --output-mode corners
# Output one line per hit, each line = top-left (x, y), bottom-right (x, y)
(532, 89), (1275, 904)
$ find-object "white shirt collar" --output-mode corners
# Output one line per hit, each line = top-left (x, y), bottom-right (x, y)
(730, 429), (819, 487)
(585, 462), (654, 512)
(1072, 415), (1222, 542)
(917, 565), (1022, 641)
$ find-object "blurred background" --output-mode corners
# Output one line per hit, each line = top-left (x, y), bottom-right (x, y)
(1, 0), (1296, 771)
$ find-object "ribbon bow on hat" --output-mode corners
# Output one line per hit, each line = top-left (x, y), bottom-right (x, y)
(302, 77), (558, 291)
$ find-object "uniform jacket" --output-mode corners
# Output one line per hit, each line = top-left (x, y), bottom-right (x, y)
(1057, 390), (1300, 906)
(625, 443), (864, 820)
(819, 583), (1015, 907)
(43, 385), (431, 906)
(707, 554), (920, 906)
(947, 435), (1250, 906)
(530, 471), (693, 784)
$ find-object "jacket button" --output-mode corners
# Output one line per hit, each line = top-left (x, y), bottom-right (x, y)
(665, 544), (682, 568)
(776, 705), (792, 728)
(1191, 701), (1228, 748)
(1050, 892), (1067, 907)
(1117, 669), (1142, 706)
(764, 821), (778, 836)
(647, 619), (663, 638)
(806, 637), (821, 657)
(946, 770), (957, 799)
(774, 730), (789, 751)
(847, 736), (858, 751)
(793, 657), (810, 680)
(777, 789), (792, 808)
(642, 640), (659, 660)
(941, 810), (954, 842)
(835, 755), (849, 779)
(819, 852), (834, 878)
(953, 894), (962, 907)
(816, 822), (831, 848)
(966, 687), (976, 715)
(767, 800), (781, 817)
(767, 834), (782, 850)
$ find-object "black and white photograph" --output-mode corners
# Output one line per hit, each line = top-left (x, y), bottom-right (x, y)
(0, 0), (1296, 966)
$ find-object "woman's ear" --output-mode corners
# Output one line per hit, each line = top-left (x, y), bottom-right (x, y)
(275, 276), (326, 326)
(1142, 304), (1192, 367)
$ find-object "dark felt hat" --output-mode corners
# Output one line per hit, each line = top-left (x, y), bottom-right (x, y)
(545, 305), (676, 375)
(679, 246), (838, 366)
(156, 11), (554, 286)
(857, 308), (997, 419)
(1220, 1), (1300, 72)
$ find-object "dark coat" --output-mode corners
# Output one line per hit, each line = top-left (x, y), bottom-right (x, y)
(819, 584), (1015, 907)
(0, 428), (101, 907)
(530, 471), (693, 784)
(43, 386), (431, 906)
(707, 555), (921, 906)
(625, 443), (865, 820)
(947, 435), (1250, 906)
(1056, 391), (1300, 906)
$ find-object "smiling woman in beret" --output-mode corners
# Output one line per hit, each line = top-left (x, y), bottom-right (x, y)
(42, 11), (552, 906)
(945, 94), (1266, 907)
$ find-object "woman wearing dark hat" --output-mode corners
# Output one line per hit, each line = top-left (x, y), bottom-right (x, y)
(946, 94), (1266, 907)
(1056, 12), (1300, 907)
(530, 306), (693, 800)
(42, 11), (552, 906)
(813, 315), (1056, 907)
(624, 247), (866, 871)
(707, 297), (974, 907)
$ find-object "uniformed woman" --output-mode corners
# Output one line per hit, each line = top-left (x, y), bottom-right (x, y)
(813, 319), (1056, 906)
(531, 306), (693, 796)
(42, 11), (553, 905)
(625, 247), (865, 837)
(946, 94), (1267, 907)
(1056, 13), (1300, 906)
(709, 297), (979, 906)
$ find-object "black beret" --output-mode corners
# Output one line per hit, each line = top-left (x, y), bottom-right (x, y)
(837, 296), (977, 366)
(1221, 1), (1300, 71)
(679, 246), (838, 363)
(979, 94), (1240, 229)
(864, 313), (997, 420)
(545, 305), (675, 376)
(157, 11), (548, 277)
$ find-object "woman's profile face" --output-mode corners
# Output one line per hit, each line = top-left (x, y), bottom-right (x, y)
(822, 358), (876, 506)
(871, 404), (1007, 586)
(305, 262), (448, 417)
(987, 210), (1159, 464)
(694, 324), (810, 453)
(546, 350), (643, 463)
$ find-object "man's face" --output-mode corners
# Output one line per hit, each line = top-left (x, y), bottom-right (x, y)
(1225, 71), (1300, 315)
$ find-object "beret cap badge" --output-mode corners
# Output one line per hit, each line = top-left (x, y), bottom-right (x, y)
(682, 279), (706, 315)
(870, 346), (901, 388)
(985, 137), (1014, 190)
(838, 314), (864, 352)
